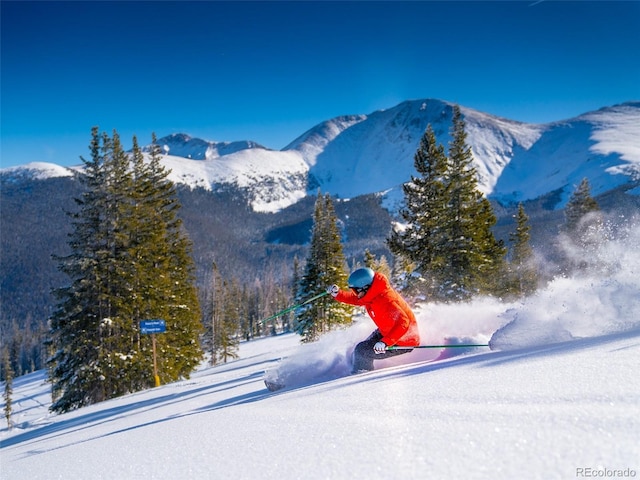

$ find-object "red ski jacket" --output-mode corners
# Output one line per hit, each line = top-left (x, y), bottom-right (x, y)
(335, 272), (420, 347)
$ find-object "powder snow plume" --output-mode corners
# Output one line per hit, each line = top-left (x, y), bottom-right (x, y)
(490, 218), (640, 349)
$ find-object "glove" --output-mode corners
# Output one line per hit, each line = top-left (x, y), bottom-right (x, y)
(327, 284), (339, 297)
(373, 341), (387, 354)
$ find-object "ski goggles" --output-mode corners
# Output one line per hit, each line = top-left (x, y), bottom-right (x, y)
(350, 285), (370, 295)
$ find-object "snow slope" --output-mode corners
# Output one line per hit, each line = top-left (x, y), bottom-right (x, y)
(0, 162), (76, 182)
(2, 224), (639, 480)
(159, 147), (309, 213)
(2, 330), (638, 480)
(493, 102), (640, 206)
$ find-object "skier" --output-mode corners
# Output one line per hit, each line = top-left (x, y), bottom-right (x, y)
(327, 267), (420, 374)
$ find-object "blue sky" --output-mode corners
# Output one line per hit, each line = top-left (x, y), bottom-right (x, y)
(1, 1), (639, 168)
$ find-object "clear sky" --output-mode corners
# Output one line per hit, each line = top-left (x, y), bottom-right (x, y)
(1, 1), (639, 168)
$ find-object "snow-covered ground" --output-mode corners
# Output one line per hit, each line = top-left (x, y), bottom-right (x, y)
(2, 226), (639, 480)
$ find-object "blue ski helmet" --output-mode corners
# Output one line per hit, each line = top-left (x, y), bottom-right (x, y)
(348, 267), (375, 289)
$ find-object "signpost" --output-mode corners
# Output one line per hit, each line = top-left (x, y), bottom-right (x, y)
(140, 319), (166, 387)
(140, 319), (166, 335)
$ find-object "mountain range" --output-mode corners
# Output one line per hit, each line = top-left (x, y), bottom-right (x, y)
(1, 98), (639, 334)
(3, 98), (639, 213)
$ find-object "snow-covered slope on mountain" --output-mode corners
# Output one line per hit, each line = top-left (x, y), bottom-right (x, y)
(283, 114), (368, 166)
(493, 102), (640, 205)
(288, 99), (545, 200)
(2, 99), (638, 212)
(585, 103), (640, 164)
(161, 148), (309, 213)
(0, 162), (76, 181)
(149, 133), (267, 160)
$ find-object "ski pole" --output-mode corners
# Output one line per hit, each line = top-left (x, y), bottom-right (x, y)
(259, 291), (329, 324)
(387, 343), (489, 350)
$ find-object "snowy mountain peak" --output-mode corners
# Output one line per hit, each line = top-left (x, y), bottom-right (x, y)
(150, 133), (268, 161)
(283, 114), (368, 166)
(297, 98), (546, 200)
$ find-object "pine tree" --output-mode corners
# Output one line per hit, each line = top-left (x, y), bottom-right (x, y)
(564, 178), (602, 242)
(364, 249), (392, 279)
(388, 124), (449, 296)
(205, 262), (224, 365)
(96, 130), (143, 397)
(204, 263), (241, 364)
(2, 349), (14, 430)
(127, 133), (203, 384)
(49, 127), (119, 409)
(440, 106), (506, 299)
(295, 193), (352, 342)
(467, 196), (508, 297)
(284, 256), (302, 334)
(562, 177), (604, 272)
(218, 279), (241, 363)
(48, 129), (202, 413)
(242, 282), (261, 340)
(507, 204), (538, 297)
(388, 106), (506, 301)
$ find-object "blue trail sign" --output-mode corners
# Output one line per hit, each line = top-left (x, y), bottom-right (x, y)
(140, 319), (165, 387)
(140, 319), (166, 335)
